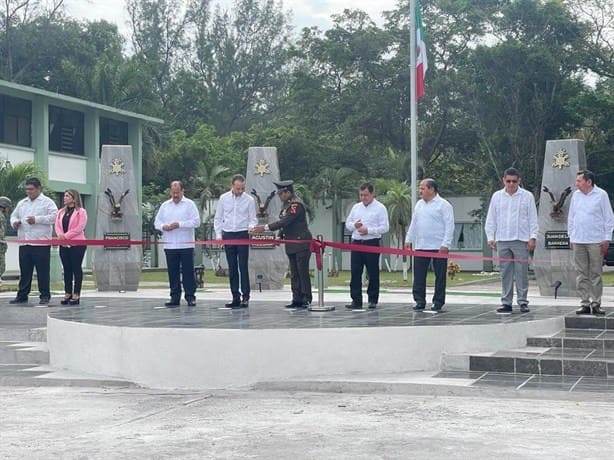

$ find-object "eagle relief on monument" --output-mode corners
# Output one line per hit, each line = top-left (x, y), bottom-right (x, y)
(542, 185), (572, 221)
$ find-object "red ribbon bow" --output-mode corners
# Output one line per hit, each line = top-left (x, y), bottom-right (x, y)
(309, 239), (327, 271)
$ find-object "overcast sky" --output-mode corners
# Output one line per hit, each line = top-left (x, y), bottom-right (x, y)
(66, 0), (400, 37)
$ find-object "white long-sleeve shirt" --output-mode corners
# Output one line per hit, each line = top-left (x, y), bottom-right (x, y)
(405, 194), (455, 249)
(214, 190), (257, 239)
(154, 196), (200, 249)
(485, 187), (538, 243)
(10, 193), (58, 245)
(345, 198), (389, 241)
(568, 185), (614, 243)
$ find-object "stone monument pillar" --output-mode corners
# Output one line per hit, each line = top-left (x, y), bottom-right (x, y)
(534, 139), (585, 297)
(245, 147), (288, 289)
(93, 145), (142, 291)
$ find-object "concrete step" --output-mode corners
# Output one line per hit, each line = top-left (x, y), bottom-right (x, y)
(0, 364), (138, 387)
(0, 327), (46, 341)
(255, 370), (614, 399)
(0, 341), (49, 364)
(0, 305), (49, 325)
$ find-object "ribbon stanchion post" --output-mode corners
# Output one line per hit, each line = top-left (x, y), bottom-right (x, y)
(309, 235), (334, 312)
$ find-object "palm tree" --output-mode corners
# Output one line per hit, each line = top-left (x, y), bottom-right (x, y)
(193, 162), (230, 215)
(0, 159), (46, 205)
(311, 167), (360, 272)
(378, 180), (412, 273)
(292, 183), (316, 222)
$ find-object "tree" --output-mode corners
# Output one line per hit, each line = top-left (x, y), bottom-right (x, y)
(0, 159), (46, 205)
(127, 0), (195, 111)
(378, 179), (412, 272)
(194, 163), (230, 214)
(311, 166), (359, 271)
(564, 0), (614, 79)
(191, 0), (292, 134)
(378, 179), (411, 248)
(1, 0), (65, 81)
(462, 0), (587, 193)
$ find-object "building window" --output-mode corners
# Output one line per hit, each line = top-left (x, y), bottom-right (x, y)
(49, 105), (84, 155)
(451, 222), (482, 250)
(0, 94), (32, 147)
(100, 117), (128, 154)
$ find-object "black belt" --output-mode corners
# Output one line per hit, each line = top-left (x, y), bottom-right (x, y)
(352, 238), (381, 245)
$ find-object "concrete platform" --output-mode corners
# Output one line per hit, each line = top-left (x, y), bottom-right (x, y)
(43, 295), (576, 389)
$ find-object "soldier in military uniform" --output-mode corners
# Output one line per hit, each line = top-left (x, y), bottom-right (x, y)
(252, 180), (313, 308)
(0, 196), (12, 284)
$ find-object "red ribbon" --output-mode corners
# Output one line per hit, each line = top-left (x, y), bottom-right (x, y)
(5, 237), (536, 265)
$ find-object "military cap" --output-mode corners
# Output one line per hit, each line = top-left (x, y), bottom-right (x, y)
(274, 180), (294, 193)
(0, 196), (11, 209)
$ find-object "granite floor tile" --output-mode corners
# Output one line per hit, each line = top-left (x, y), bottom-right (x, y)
(563, 359), (607, 377)
(432, 370), (487, 380)
(470, 356), (515, 373)
(471, 372), (532, 388)
(541, 348), (594, 359)
(539, 359), (563, 375)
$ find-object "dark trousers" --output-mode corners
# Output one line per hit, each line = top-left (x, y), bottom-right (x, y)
(413, 250), (447, 306)
(223, 230), (250, 301)
(350, 239), (381, 305)
(17, 245), (51, 300)
(288, 249), (312, 304)
(59, 245), (87, 295)
(164, 248), (196, 302)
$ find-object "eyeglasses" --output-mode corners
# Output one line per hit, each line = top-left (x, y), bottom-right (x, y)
(505, 180), (518, 184)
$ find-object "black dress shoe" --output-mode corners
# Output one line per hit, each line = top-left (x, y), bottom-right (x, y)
(9, 297), (28, 304)
(412, 303), (426, 311)
(60, 296), (72, 305)
(225, 300), (241, 308)
(345, 303), (364, 310)
(187, 300), (196, 307)
(368, 302), (377, 309)
(165, 300), (180, 307)
(284, 302), (302, 309)
(431, 304), (444, 312)
(592, 305), (606, 316)
(496, 305), (513, 314)
(68, 298), (80, 305)
(576, 305), (591, 315)
(240, 300), (249, 308)
(39, 297), (51, 305)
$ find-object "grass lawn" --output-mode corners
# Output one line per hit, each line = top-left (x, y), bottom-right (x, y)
(4, 268), (614, 296)
(1, 269), (500, 293)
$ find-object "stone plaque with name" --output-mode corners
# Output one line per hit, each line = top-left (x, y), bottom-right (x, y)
(249, 230), (277, 249)
(103, 232), (131, 250)
(544, 231), (570, 250)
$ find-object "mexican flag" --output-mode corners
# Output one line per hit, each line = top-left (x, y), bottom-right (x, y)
(416, 0), (428, 99)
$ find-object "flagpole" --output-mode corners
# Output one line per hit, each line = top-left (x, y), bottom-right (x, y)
(409, 0), (417, 280)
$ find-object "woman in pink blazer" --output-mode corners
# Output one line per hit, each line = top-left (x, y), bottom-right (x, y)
(55, 189), (88, 305)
